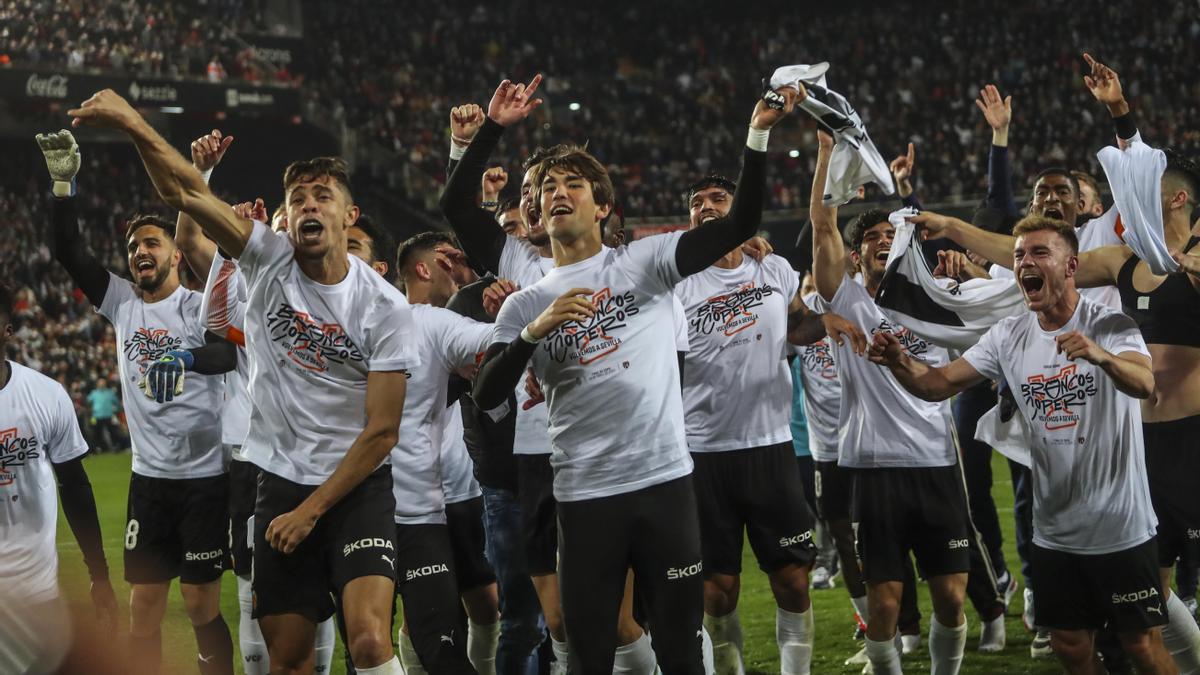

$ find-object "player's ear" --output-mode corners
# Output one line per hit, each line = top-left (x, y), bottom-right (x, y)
(344, 204), (360, 228)
(595, 202), (612, 224)
(1066, 253), (1079, 278)
(414, 261), (432, 282)
(373, 261), (389, 278)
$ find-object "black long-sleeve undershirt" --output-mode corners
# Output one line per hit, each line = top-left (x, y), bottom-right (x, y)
(53, 456), (109, 582)
(439, 119), (509, 277)
(189, 331), (239, 375)
(50, 197), (110, 308)
(473, 338), (537, 410)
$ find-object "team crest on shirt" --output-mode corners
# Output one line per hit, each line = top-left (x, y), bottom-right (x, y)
(123, 327), (184, 373)
(544, 288), (639, 365)
(801, 341), (837, 380)
(692, 282), (778, 337)
(1021, 364), (1097, 431)
(265, 302), (364, 372)
(0, 427), (40, 487)
(870, 319), (930, 360)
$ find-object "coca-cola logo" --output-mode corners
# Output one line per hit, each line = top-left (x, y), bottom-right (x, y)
(25, 74), (69, 99)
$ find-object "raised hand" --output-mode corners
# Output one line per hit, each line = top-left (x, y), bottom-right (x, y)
(751, 83), (805, 131)
(526, 288), (596, 340)
(35, 129), (81, 197)
(482, 278), (519, 318)
(450, 103), (485, 145)
(908, 211), (955, 240)
(232, 198), (267, 222)
(67, 89), (140, 130)
(889, 142), (916, 197)
(482, 167), (509, 202)
(1082, 53), (1127, 112)
(867, 331), (904, 367)
(974, 85), (1012, 132)
(487, 74), (543, 127)
(191, 129), (234, 172)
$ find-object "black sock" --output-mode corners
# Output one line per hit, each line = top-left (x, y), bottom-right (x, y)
(128, 629), (162, 675)
(193, 615), (234, 675)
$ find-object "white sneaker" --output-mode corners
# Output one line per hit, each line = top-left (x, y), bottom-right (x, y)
(1030, 628), (1053, 659)
(811, 565), (836, 590)
(900, 633), (921, 655)
(845, 646), (870, 666)
(1022, 587), (1035, 632)
(979, 615), (1006, 652)
(999, 571), (1018, 611)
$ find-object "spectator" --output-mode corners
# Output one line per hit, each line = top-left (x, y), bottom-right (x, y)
(85, 378), (125, 453)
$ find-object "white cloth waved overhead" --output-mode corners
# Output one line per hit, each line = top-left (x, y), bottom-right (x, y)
(1097, 140), (1178, 274)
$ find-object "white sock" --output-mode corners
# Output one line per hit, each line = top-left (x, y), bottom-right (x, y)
(237, 576), (269, 675)
(313, 616), (335, 674)
(468, 619), (500, 675)
(357, 656), (403, 675)
(550, 637), (570, 675)
(1164, 591), (1200, 674)
(929, 617), (967, 675)
(703, 610), (745, 675)
(701, 626), (715, 675)
(775, 607), (814, 675)
(398, 630), (426, 675)
(612, 632), (656, 674)
(851, 595), (870, 626)
(864, 634), (902, 675)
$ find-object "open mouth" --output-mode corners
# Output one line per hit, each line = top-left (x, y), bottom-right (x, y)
(135, 258), (155, 273)
(1042, 207), (1064, 221)
(875, 250), (890, 262)
(1019, 272), (1045, 293)
(549, 205), (573, 217)
(298, 219), (324, 243)
(700, 210), (720, 224)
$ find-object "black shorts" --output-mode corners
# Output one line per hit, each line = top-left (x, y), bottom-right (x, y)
(252, 466), (396, 622)
(124, 472), (230, 585)
(1143, 416), (1200, 568)
(445, 496), (497, 591)
(1032, 538), (1167, 632)
(228, 458), (258, 577)
(517, 454), (557, 576)
(815, 459), (853, 522)
(851, 465), (972, 583)
(692, 442), (817, 575)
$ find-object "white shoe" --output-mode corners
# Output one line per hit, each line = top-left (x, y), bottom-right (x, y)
(1030, 628), (1053, 659)
(1022, 587), (1035, 632)
(811, 565), (836, 590)
(999, 571), (1018, 611)
(900, 633), (920, 655)
(845, 646), (869, 666)
(979, 615), (1006, 652)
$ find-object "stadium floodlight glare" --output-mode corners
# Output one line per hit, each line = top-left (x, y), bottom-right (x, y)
(568, 102), (582, 111)
(160, 106), (184, 114)
(788, 149), (800, 158)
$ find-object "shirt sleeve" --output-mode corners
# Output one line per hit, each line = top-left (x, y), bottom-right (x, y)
(200, 252), (247, 343)
(364, 288), (422, 372)
(961, 322), (1006, 381)
(671, 295), (689, 352)
(1096, 310), (1151, 359)
(625, 230), (685, 292)
(96, 271), (137, 323)
(47, 383), (89, 464)
(236, 220), (288, 286)
(493, 289), (532, 344)
(827, 272), (870, 323)
(440, 311), (497, 370)
(770, 256), (801, 304)
(498, 237), (541, 280)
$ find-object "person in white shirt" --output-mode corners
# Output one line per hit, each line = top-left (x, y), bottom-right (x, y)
(473, 79), (801, 672)
(38, 129), (238, 675)
(869, 216), (1174, 675)
(68, 89), (421, 675)
(0, 282), (117, 675)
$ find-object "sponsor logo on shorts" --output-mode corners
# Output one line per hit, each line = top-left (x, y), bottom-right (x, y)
(666, 561), (703, 580)
(779, 531), (814, 548)
(947, 538), (970, 550)
(405, 563), (449, 581)
(1112, 587), (1160, 605)
(185, 548), (224, 561)
(343, 537), (394, 557)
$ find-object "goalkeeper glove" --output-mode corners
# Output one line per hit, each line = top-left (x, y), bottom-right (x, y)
(141, 350), (194, 404)
(35, 129), (81, 198)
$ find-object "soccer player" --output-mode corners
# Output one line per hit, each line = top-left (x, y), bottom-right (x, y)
(68, 89), (420, 675)
(472, 78), (799, 671)
(38, 129), (238, 675)
(808, 129), (970, 675)
(869, 216), (1175, 675)
(0, 281), (118, 674)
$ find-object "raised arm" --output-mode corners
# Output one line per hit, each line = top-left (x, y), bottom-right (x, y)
(975, 85), (1021, 220)
(439, 77), (542, 274)
(810, 131), (845, 301)
(674, 88), (800, 276)
(175, 129), (233, 277)
(67, 89), (252, 257)
(1082, 53), (1139, 147)
(910, 212), (1017, 268)
(889, 142), (923, 210)
(37, 131), (110, 308)
(868, 331), (986, 401)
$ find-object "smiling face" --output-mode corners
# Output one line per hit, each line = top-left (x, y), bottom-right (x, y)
(539, 166), (610, 245)
(1029, 173), (1081, 226)
(285, 174), (359, 261)
(852, 221), (895, 284)
(520, 168), (548, 247)
(688, 186), (732, 228)
(1013, 228), (1078, 313)
(126, 224), (180, 292)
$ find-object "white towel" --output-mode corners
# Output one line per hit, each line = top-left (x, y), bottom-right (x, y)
(1097, 140), (1178, 274)
(874, 208), (1027, 352)
(768, 63), (895, 206)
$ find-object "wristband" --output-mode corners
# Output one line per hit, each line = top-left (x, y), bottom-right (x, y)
(51, 178), (75, 198)
(1112, 112), (1138, 141)
(746, 126), (770, 152)
(481, 200), (498, 210)
(199, 167), (213, 184)
(449, 141), (467, 161)
(520, 326), (539, 344)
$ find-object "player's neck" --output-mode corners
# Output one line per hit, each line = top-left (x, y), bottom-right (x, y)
(404, 281), (444, 308)
(536, 242), (553, 259)
(551, 233), (602, 267)
(297, 250), (351, 285)
(139, 277), (179, 303)
(1165, 210), (1191, 250)
(713, 248), (744, 270)
(1037, 287), (1079, 331)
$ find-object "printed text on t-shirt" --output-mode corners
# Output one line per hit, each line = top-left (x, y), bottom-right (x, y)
(691, 282), (778, 337)
(544, 288), (639, 365)
(266, 302), (364, 372)
(1021, 364), (1097, 431)
(124, 327), (183, 373)
(0, 427), (40, 487)
(871, 319), (930, 359)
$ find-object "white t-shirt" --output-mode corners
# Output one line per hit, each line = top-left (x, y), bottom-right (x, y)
(962, 295), (1156, 554)
(441, 405), (481, 504)
(392, 304), (493, 524)
(237, 223), (421, 485)
(675, 254), (798, 452)
(1076, 209), (1123, 309)
(499, 236), (556, 456)
(825, 273), (957, 468)
(0, 361), (89, 603)
(794, 294), (841, 462)
(494, 233), (693, 501)
(199, 252), (251, 451)
(98, 275), (226, 478)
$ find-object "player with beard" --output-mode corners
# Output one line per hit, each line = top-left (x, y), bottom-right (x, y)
(37, 129), (238, 675)
(672, 173), (859, 675)
(472, 79), (799, 672)
(67, 89), (421, 675)
(0, 281), (118, 674)
(1073, 171), (1107, 222)
(870, 216), (1174, 675)
(171, 129), (339, 675)
(808, 130), (971, 675)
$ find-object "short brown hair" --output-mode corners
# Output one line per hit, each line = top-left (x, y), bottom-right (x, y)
(1013, 215), (1079, 255)
(124, 213), (175, 242)
(1071, 170), (1100, 198)
(282, 157), (353, 199)
(528, 144), (614, 210)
